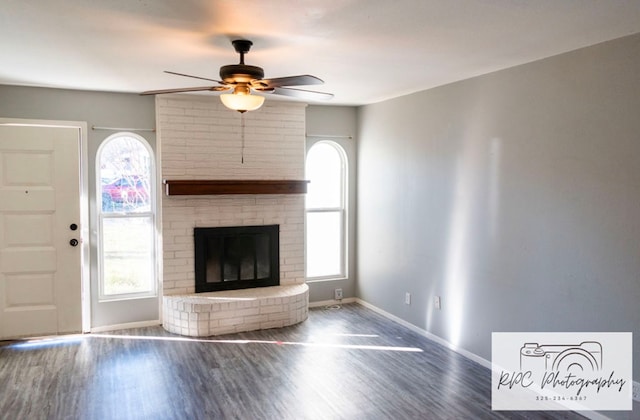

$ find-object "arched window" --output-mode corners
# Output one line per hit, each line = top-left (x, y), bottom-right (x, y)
(97, 133), (156, 299)
(306, 141), (347, 279)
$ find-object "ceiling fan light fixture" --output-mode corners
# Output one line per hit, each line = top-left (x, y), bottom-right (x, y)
(220, 85), (264, 113)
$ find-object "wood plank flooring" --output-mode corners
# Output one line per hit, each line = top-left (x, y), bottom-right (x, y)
(0, 303), (585, 419)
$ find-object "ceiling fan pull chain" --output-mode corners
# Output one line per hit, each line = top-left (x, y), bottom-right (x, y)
(241, 112), (245, 164)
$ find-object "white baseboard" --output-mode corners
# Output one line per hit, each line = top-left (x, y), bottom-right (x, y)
(90, 319), (161, 333)
(577, 412), (618, 420)
(308, 297), (357, 308)
(355, 298), (492, 370)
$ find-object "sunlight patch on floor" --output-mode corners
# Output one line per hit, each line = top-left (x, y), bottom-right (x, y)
(86, 333), (423, 353)
(3, 332), (421, 353)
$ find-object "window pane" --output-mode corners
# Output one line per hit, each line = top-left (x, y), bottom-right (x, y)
(306, 211), (342, 277)
(102, 217), (154, 295)
(306, 143), (342, 209)
(100, 137), (151, 213)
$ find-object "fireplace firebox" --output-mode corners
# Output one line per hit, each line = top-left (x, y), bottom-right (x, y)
(194, 225), (279, 293)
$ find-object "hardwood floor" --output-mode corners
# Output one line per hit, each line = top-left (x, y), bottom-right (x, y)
(0, 303), (585, 420)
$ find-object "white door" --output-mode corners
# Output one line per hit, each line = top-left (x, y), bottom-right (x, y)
(0, 125), (82, 338)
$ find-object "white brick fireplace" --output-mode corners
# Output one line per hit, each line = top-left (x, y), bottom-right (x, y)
(157, 95), (309, 336)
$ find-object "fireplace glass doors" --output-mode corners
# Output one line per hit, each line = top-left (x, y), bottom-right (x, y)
(194, 225), (279, 292)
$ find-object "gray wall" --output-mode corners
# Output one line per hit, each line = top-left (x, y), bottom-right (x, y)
(357, 33), (640, 381)
(0, 85), (158, 327)
(306, 105), (358, 302)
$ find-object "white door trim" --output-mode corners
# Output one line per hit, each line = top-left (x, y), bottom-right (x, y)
(0, 118), (90, 333)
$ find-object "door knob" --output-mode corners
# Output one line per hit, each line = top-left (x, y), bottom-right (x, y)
(70, 239), (79, 247)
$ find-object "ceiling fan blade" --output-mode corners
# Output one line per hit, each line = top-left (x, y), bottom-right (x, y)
(140, 86), (230, 95)
(269, 87), (334, 100)
(164, 71), (225, 84)
(253, 75), (324, 89)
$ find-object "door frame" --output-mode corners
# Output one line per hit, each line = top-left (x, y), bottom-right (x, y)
(0, 118), (90, 333)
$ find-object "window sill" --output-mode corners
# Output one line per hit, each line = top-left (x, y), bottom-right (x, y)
(305, 276), (348, 283)
(98, 293), (157, 303)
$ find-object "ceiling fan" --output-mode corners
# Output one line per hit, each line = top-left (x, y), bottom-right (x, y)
(141, 39), (333, 112)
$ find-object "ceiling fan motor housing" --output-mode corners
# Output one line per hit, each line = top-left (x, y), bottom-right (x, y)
(219, 64), (264, 84)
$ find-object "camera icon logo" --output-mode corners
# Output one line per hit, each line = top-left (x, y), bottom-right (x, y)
(520, 341), (602, 373)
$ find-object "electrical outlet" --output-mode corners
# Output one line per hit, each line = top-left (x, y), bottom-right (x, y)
(434, 296), (441, 310)
(334, 288), (343, 300)
(405, 292), (411, 305)
(633, 381), (640, 402)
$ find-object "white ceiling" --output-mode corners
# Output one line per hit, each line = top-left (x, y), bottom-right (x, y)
(2, 0), (640, 106)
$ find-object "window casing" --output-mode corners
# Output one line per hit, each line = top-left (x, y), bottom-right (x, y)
(96, 133), (156, 300)
(305, 141), (347, 279)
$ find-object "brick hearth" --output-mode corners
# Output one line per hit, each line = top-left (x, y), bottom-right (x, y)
(162, 284), (308, 337)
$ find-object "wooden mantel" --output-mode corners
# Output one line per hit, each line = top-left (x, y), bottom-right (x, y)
(163, 179), (309, 196)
